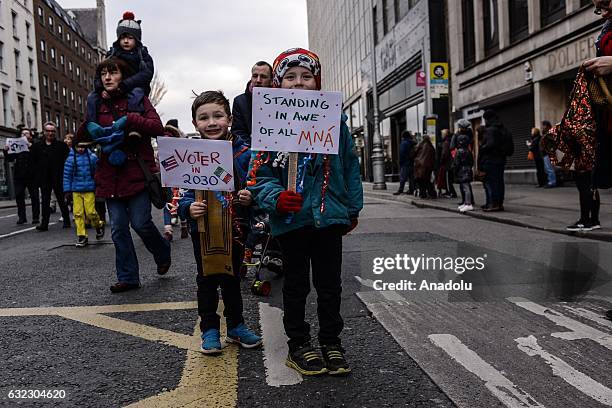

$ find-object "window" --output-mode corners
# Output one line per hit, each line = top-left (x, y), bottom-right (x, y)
(26, 22), (31, 46)
(32, 101), (38, 127)
(60, 54), (65, 72)
(68, 60), (72, 76)
(50, 47), (56, 66)
(70, 90), (75, 108)
(55, 113), (61, 133)
(541, 0), (565, 27)
(40, 40), (46, 61)
(395, 0), (410, 22)
(12, 11), (18, 38)
(76, 65), (80, 81)
(48, 16), (53, 29)
(18, 96), (24, 125)
(44, 110), (50, 123)
(373, 5), (379, 44)
(81, 46), (85, 56)
(53, 80), (58, 100)
(382, 0), (389, 35)
(2, 89), (9, 126)
(509, 0), (529, 43)
(37, 6), (43, 24)
(28, 58), (33, 85)
(58, 24), (62, 39)
(42, 75), (49, 96)
(74, 40), (78, 50)
(66, 32), (70, 43)
(87, 51), (91, 62)
(64, 115), (68, 132)
(78, 95), (82, 113)
(0, 42), (4, 71)
(462, 0), (476, 66)
(14, 50), (20, 80)
(62, 86), (67, 105)
(483, 0), (499, 56)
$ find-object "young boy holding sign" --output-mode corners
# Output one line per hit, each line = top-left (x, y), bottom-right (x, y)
(178, 91), (261, 354)
(248, 48), (363, 375)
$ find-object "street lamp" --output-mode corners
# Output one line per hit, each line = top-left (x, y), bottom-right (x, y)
(369, 0), (386, 190)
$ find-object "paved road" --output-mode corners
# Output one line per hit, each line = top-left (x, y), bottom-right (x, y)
(0, 196), (610, 407)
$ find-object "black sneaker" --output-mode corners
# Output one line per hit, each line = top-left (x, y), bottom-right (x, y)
(321, 344), (351, 376)
(16, 219), (27, 225)
(35, 224), (48, 232)
(31, 219), (40, 225)
(95, 222), (105, 239)
(392, 191), (403, 196)
(286, 344), (327, 376)
(110, 282), (141, 293)
(566, 221), (593, 231)
(75, 236), (88, 247)
(591, 220), (601, 230)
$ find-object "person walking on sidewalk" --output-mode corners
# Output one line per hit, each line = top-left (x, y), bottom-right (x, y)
(30, 122), (71, 230)
(4, 128), (40, 224)
(540, 121), (557, 188)
(393, 130), (416, 195)
(527, 127), (547, 187)
(414, 135), (437, 199)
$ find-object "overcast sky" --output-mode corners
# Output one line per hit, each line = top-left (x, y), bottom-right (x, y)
(58, 0), (309, 133)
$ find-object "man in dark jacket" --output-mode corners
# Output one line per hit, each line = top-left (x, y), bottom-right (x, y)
(3, 128), (40, 224)
(394, 130), (416, 195)
(480, 110), (509, 212)
(231, 61), (273, 146)
(30, 122), (71, 230)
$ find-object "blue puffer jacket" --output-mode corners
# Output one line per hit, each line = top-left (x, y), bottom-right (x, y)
(247, 115), (363, 237)
(63, 148), (98, 192)
(178, 136), (251, 235)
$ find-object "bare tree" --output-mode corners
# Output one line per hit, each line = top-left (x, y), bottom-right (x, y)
(149, 72), (168, 107)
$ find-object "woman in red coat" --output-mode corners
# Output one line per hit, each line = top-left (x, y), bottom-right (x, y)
(77, 57), (171, 293)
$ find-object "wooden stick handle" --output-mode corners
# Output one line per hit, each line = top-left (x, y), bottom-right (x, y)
(287, 152), (298, 192)
(195, 190), (206, 233)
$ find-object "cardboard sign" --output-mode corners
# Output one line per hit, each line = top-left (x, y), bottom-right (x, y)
(5, 137), (29, 154)
(251, 87), (342, 154)
(157, 137), (235, 192)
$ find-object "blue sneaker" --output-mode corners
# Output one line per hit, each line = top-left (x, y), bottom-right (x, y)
(226, 323), (262, 348)
(200, 329), (222, 355)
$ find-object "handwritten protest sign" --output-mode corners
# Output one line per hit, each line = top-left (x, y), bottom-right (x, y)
(5, 137), (29, 154)
(251, 87), (342, 154)
(157, 137), (234, 192)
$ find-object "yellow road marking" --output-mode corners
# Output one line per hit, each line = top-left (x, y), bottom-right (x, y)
(1, 301), (239, 407)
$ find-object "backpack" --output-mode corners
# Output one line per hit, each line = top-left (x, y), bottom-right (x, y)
(500, 127), (514, 157)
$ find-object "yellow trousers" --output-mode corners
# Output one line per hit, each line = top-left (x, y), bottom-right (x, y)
(72, 192), (101, 237)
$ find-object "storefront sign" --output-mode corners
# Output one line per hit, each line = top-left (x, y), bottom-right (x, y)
(416, 70), (426, 87)
(538, 35), (597, 80)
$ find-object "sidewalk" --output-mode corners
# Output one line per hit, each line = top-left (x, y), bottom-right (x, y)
(363, 181), (612, 242)
(0, 199), (29, 210)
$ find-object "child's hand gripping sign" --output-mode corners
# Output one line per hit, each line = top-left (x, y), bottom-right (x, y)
(158, 136), (235, 275)
(251, 87), (342, 201)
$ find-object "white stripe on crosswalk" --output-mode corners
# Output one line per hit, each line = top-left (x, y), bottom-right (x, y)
(353, 276), (408, 302)
(429, 334), (545, 408)
(562, 305), (612, 331)
(508, 297), (612, 351)
(258, 302), (302, 387)
(0, 214), (16, 219)
(516, 335), (612, 406)
(0, 222), (57, 239)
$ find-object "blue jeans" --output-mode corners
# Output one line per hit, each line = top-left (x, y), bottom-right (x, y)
(107, 190), (171, 285)
(543, 156), (557, 186)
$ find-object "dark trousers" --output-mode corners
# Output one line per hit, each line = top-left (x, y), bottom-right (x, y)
(194, 238), (245, 333)
(535, 158), (547, 186)
(14, 179), (39, 222)
(398, 164), (415, 193)
(95, 197), (106, 223)
(40, 180), (70, 226)
(417, 178), (437, 198)
(482, 162), (505, 205)
(576, 171), (600, 223)
(445, 169), (457, 196)
(277, 225), (344, 351)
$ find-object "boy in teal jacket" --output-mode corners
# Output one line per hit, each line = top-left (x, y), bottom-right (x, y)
(247, 48), (363, 376)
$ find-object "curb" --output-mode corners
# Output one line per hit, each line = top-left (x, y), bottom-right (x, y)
(364, 191), (612, 243)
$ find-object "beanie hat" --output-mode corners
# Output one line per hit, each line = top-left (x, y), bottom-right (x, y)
(457, 118), (471, 129)
(272, 48), (321, 89)
(117, 11), (142, 42)
(165, 119), (179, 128)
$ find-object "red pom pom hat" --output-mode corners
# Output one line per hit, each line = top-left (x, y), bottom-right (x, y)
(116, 11), (142, 42)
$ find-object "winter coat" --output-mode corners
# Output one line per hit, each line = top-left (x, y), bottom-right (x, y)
(453, 148), (474, 183)
(399, 138), (415, 167)
(76, 95), (163, 199)
(592, 29), (612, 188)
(479, 122), (506, 165)
(63, 149), (98, 192)
(29, 139), (70, 186)
(529, 134), (542, 159)
(178, 136), (252, 236)
(231, 81), (252, 146)
(247, 115), (363, 237)
(94, 41), (154, 96)
(413, 139), (435, 181)
(6, 150), (34, 182)
(440, 135), (453, 167)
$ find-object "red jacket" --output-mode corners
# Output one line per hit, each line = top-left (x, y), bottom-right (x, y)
(76, 96), (163, 199)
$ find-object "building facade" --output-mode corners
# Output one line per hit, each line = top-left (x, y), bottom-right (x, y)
(307, 0), (448, 182)
(33, 0), (99, 140)
(0, 0), (42, 199)
(448, 0), (599, 174)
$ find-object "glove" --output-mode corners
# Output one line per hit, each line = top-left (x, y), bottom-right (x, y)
(344, 218), (358, 235)
(276, 191), (303, 215)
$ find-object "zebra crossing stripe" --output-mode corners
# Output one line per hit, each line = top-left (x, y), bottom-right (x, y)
(429, 334), (545, 408)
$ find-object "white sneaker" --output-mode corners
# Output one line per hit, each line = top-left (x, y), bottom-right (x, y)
(460, 204), (474, 212)
(457, 204), (466, 211)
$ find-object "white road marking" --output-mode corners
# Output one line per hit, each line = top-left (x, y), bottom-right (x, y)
(258, 302), (302, 387)
(429, 334), (545, 408)
(0, 214), (16, 219)
(516, 335), (612, 406)
(508, 297), (612, 351)
(353, 276), (407, 302)
(562, 305), (612, 331)
(0, 222), (57, 239)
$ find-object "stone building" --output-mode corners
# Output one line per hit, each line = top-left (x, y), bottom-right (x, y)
(448, 0), (599, 176)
